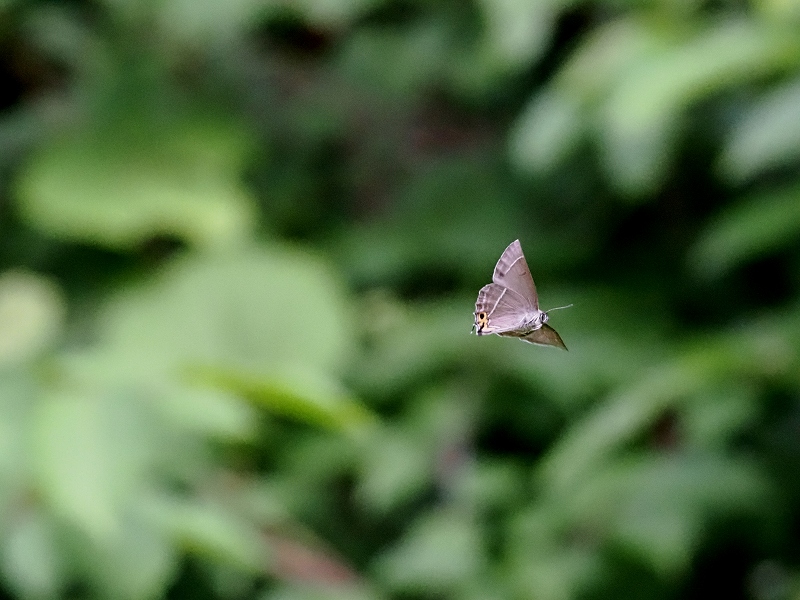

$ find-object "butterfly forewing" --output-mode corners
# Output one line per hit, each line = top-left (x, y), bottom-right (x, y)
(491, 240), (539, 309)
(474, 283), (533, 334)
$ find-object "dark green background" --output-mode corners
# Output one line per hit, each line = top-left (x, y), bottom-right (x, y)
(0, 1), (798, 599)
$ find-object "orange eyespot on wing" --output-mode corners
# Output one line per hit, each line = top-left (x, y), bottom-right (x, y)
(475, 311), (489, 332)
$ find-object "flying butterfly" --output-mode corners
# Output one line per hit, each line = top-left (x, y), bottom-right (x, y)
(472, 240), (571, 350)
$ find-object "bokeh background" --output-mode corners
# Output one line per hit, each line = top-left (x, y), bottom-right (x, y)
(0, 0), (799, 599)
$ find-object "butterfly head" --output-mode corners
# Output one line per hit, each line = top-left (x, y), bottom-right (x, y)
(540, 312), (549, 325)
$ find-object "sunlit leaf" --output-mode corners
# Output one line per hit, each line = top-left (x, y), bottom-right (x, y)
(101, 247), (352, 375)
(0, 271), (64, 366)
(602, 19), (800, 195)
(477, 0), (556, 68)
(720, 78), (800, 181)
(33, 388), (164, 541)
(15, 111), (256, 250)
(509, 89), (585, 174)
(157, 0), (270, 43)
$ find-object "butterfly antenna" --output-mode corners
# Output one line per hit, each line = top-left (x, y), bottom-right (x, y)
(545, 303), (573, 314)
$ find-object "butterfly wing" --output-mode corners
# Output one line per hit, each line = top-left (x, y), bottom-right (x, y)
(474, 283), (532, 335)
(492, 240), (538, 309)
(521, 324), (567, 350)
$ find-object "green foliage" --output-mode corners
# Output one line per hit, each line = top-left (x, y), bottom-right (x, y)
(0, 0), (800, 599)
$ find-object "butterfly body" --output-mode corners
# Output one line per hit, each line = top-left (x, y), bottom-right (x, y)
(472, 240), (569, 350)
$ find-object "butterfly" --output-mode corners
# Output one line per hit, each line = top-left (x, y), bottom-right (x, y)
(472, 240), (571, 350)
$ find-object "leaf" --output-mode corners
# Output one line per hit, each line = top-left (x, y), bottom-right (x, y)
(375, 510), (484, 593)
(153, 385), (259, 441)
(0, 271), (64, 366)
(73, 516), (178, 600)
(356, 428), (433, 515)
(15, 110), (256, 250)
(0, 372), (38, 490)
(283, 0), (379, 27)
(1, 509), (64, 599)
(477, 0), (556, 68)
(509, 547), (602, 600)
(511, 18), (664, 176)
(564, 454), (770, 574)
(101, 247), (352, 375)
(97, 246), (370, 429)
(720, 78), (800, 181)
(509, 89), (585, 174)
(689, 185), (800, 278)
(683, 386), (759, 449)
(33, 389), (157, 540)
(147, 495), (270, 572)
(156, 0), (271, 43)
(337, 23), (452, 96)
(196, 366), (375, 432)
(538, 335), (766, 495)
(601, 19), (800, 195)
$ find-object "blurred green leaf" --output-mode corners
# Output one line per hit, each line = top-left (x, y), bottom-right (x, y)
(164, 385), (260, 441)
(96, 246), (373, 429)
(538, 333), (773, 495)
(101, 247), (352, 375)
(451, 459), (524, 513)
(477, 0), (555, 68)
(338, 23), (452, 96)
(375, 509), (484, 594)
(509, 89), (584, 174)
(683, 386), (759, 449)
(720, 78), (800, 181)
(15, 111), (256, 250)
(157, 0), (270, 44)
(602, 19), (800, 194)
(0, 372), (37, 495)
(0, 271), (64, 367)
(567, 454), (770, 574)
(33, 389), (156, 540)
(689, 185), (800, 278)
(1, 509), (64, 599)
(148, 495), (269, 572)
(283, 0), (379, 27)
(74, 517), (177, 600)
(197, 366), (375, 432)
(506, 511), (603, 600)
(356, 428), (433, 515)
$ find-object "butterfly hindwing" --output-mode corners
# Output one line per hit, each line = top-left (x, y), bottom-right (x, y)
(521, 324), (567, 350)
(474, 283), (533, 335)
